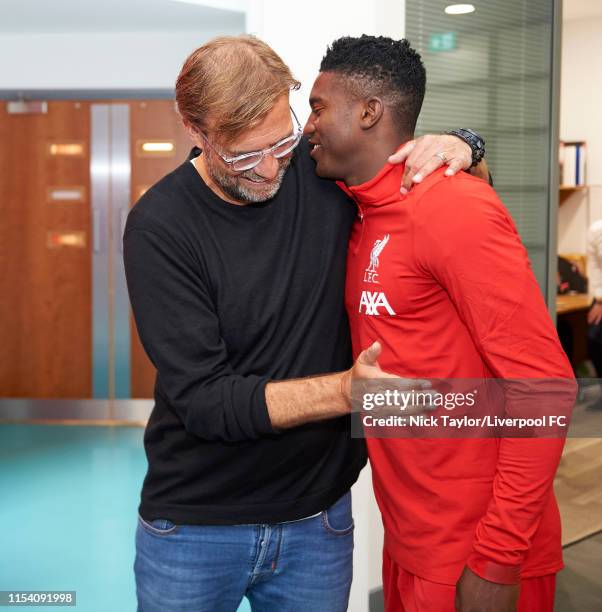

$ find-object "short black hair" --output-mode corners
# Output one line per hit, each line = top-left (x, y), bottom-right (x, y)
(320, 35), (426, 134)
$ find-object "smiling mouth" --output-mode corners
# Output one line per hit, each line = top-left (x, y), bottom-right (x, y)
(310, 143), (322, 157)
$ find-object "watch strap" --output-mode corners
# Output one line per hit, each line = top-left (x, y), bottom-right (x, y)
(447, 128), (486, 167)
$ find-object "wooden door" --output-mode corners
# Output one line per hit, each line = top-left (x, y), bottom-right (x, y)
(0, 99), (191, 401)
(0, 101), (92, 398)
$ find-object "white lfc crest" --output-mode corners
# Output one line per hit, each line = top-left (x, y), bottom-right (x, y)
(364, 234), (390, 283)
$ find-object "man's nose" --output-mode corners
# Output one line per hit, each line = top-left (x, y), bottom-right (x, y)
(303, 117), (314, 137)
(254, 154), (279, 180)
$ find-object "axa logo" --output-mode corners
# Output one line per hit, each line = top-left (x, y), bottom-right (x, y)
(364, 234), (390, 283)
(359, 291), (396, 316)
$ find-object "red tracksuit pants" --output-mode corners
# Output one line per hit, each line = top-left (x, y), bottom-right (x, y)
(383, 548), (556, 612)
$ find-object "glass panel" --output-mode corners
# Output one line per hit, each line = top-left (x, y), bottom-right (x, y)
(406, 0), (555, 293)
(136, 139), (175, 157)
(47, 231), (86, 248)
(48, 142), (85, 156)
(47, 186), (85, 202)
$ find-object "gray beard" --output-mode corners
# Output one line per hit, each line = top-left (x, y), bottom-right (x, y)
(207, 156), (291, 204)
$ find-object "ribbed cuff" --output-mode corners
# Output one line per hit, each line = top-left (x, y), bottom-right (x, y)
(252, 377), (278, 436)
(466, 553), (521, 585)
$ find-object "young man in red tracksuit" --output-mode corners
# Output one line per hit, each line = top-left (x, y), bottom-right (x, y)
(304, 35), (575, 611)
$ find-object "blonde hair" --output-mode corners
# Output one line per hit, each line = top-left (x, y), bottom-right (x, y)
(175, 35), (300, 142)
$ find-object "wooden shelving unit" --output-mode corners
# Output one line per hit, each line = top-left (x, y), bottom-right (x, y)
(559, 185), (588, 206)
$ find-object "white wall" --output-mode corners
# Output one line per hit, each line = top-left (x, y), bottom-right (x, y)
(558, 17), (602, 256)
(247, 0), (405, 123)
(0, 29), (242, 90)
(0, 0), (404, 95)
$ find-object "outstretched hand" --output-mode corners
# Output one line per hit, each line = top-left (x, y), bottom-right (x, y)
(588, 302), (602, 325)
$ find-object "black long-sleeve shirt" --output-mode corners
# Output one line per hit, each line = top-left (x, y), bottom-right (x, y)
(123, 141), (367, 524)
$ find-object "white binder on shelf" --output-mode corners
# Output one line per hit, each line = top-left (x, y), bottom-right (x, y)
(559, 140), (586, 187)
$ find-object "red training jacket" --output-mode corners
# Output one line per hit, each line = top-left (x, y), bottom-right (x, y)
(340, 162), (574, 585)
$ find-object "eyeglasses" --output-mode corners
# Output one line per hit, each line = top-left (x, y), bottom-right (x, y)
(200, 107), (303, 172)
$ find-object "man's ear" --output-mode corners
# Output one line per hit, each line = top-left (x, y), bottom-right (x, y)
(182, 120), (197, 141)
(359, 97), (384, 130)
(182, 120), (203, 148)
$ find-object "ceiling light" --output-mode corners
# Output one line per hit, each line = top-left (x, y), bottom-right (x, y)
(445, 4), (475, 15)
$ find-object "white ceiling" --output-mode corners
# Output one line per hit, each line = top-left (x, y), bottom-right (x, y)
(564, 0), (602, 22)
(0, 0), (246, 33)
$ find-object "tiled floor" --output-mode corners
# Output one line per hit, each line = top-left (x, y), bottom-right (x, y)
(0, 424), (251, 612)
(0, 425), (145, 611)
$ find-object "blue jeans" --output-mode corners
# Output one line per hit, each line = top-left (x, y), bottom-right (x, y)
(134, 491), (354, 612)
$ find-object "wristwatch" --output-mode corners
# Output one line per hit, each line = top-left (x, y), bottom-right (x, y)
(446, 128), (486, 167)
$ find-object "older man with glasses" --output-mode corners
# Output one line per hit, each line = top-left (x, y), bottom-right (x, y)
(194, 106), (304, 203)
(124, 34), (487, 612)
